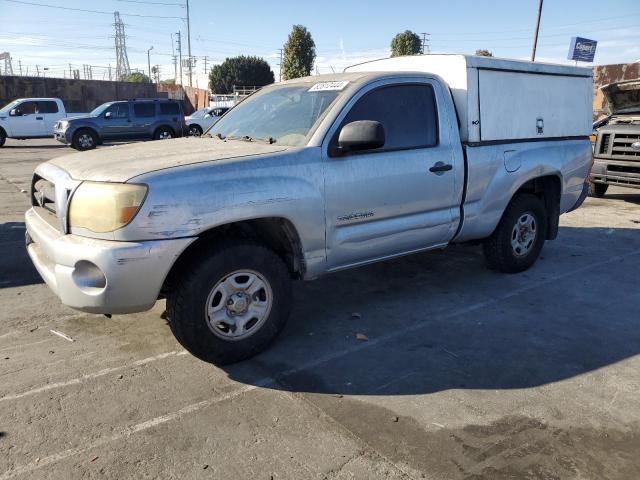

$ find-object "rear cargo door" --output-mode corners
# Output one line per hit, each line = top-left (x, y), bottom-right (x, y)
(324, 80), (458, 270)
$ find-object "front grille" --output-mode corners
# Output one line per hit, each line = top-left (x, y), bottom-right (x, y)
(32, 175), (57, 215)
(599, 134), (611, 155)
(611, 133), (640, 159)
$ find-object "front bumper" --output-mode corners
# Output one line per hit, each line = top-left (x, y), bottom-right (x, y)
(53, 127), (72, 144)
(25, 208), (195, 314)
(590, 158), (640, 190)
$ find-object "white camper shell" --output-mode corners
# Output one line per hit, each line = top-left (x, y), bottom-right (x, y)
(345, 54), (593, 144)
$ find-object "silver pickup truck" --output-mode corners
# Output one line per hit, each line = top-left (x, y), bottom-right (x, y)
(25, 55), (593, 364)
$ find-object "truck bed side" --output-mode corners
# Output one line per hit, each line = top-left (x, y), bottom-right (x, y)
(454, 139), (593, 243)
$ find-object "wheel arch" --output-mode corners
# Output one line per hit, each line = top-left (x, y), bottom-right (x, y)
(513, 174), (562, 240)
(161, 216), (305, 297)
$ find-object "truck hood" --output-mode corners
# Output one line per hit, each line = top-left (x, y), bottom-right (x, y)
(49, 137), (289, 182)
(602, 80), (640, 115)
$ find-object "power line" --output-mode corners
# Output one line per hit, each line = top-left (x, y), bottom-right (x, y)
(115, 0), (183, 5)
(0, 0), (184, 19)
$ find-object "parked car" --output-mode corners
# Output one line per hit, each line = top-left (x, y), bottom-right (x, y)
(185, 107), (229, 136)
(0, 98), (81, 147)
(589, 79), (640, 197)
(25, 55), (593, 364)
(53, 98), (186, 151)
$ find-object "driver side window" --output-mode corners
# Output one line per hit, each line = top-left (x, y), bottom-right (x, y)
(15, 101), (37, 116)
(106, 103), (129, 119)
(336, 84), (439, 152)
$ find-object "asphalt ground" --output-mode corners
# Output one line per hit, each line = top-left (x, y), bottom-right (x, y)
(1, 138), (640, 479)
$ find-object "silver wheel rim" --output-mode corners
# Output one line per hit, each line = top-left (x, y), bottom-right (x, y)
(189, 126), (201, 137)
(78, 133), (93, 148)
(511, 212), (537, 257)
(159, 130), (172, 139)
(204, 270), (273, 341)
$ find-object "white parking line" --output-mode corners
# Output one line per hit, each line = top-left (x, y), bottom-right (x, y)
(0, 350), (188, 402)
(0, 385), (257, 480)
(2, 248), (639, 478)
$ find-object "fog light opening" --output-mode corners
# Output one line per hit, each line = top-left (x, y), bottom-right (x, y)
(72, 260), (107, 294)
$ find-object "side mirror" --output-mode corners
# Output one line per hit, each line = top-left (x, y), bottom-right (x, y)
(338, 120), (385, 153)
(104, 111), (112, 119)
(204, 113), (212, 118)
(9, 108), (19, 117)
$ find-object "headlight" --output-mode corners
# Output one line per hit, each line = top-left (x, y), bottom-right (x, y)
(68, 182), (147, 233)
(59, 120), (69, 129)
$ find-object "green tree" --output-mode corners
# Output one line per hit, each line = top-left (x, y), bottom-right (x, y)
(125, 72), (151, 83)
(208, 56), (275, 94)
(475, 49), (493, 57)
(390, 30), (422, 57)
(282, 25), (316, 80)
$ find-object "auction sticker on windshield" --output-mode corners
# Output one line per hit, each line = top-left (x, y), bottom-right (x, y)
(308, 81), (349, 92)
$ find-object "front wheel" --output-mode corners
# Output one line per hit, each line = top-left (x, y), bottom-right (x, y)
(72, 129), (97, 151)
(588, 182), (608, 198)
(0, 129), (6, 147)
(483, 193), (547, 273)
(166, 240), (292, 364)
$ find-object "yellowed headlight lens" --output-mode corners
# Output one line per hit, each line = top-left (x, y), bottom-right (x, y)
(68, 182), (147, 233)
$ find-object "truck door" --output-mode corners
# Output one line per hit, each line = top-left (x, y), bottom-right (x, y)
(9, 101), (44, 137)
(102, 102), (132, 139)
(323, 80), (458, 270)
(37, 100), (62, 135)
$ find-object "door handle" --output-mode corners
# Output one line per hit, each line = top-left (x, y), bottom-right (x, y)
(429, 162), (453, 174)
(36, 116), (44, 120)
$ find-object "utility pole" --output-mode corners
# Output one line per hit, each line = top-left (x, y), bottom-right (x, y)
(203, 55), (209, 75)
(176, 31), (182, 86)
(18, 60), (22, 76)
(69, 63), (72, 78)
(147, 46), (154, 82)
(278, 48), (283, 82)
(531, 0), (544, 61)
(420, 32), (430, 54)
(185, 0), (192, 86)
(36, 65), (40, 77)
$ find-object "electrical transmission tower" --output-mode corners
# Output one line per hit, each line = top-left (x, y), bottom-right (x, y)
(420, 33), (431, 54)
(113, 12), (131, 81)
(0, 52), (14, 76)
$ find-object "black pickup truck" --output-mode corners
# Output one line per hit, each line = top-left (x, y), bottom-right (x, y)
(590, 80), (640, 197)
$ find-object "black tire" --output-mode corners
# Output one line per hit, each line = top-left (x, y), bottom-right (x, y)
(153, 126), (174, 140)
(0, 128), (6, 147)
(482, 193), (547, 274)
(588, 182), (608, 198)
(72, 129), (97, 151)
(188, 124), (203, 137)
(166, 240), (292, 364)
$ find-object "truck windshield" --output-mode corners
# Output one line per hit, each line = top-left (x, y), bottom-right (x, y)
(89, 103), (111, 116)
(210, 84), (344, 146)
(0, 100), (20, 113)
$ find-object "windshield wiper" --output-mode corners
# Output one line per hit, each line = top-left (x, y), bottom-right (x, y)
(216, 134), (276, 144)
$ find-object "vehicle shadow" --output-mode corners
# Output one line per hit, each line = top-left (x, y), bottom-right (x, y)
(221, 225), (640, 396)
(602, 192), (640, 205)
(1, 144), (67, 150)
(0, 222), (42, 288)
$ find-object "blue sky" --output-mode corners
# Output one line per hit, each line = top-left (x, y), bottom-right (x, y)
(0, 0), (638, 86)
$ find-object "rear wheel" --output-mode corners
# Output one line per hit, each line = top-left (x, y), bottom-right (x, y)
(188, 124), (203, 137)
(154, 126), (174, 140)
(0, 129), (6, 147)
(483, 193), (547, 273)
(72, 129), (97, 151)
(166, 240), (292, 364)
(588, 182), (608, 198)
